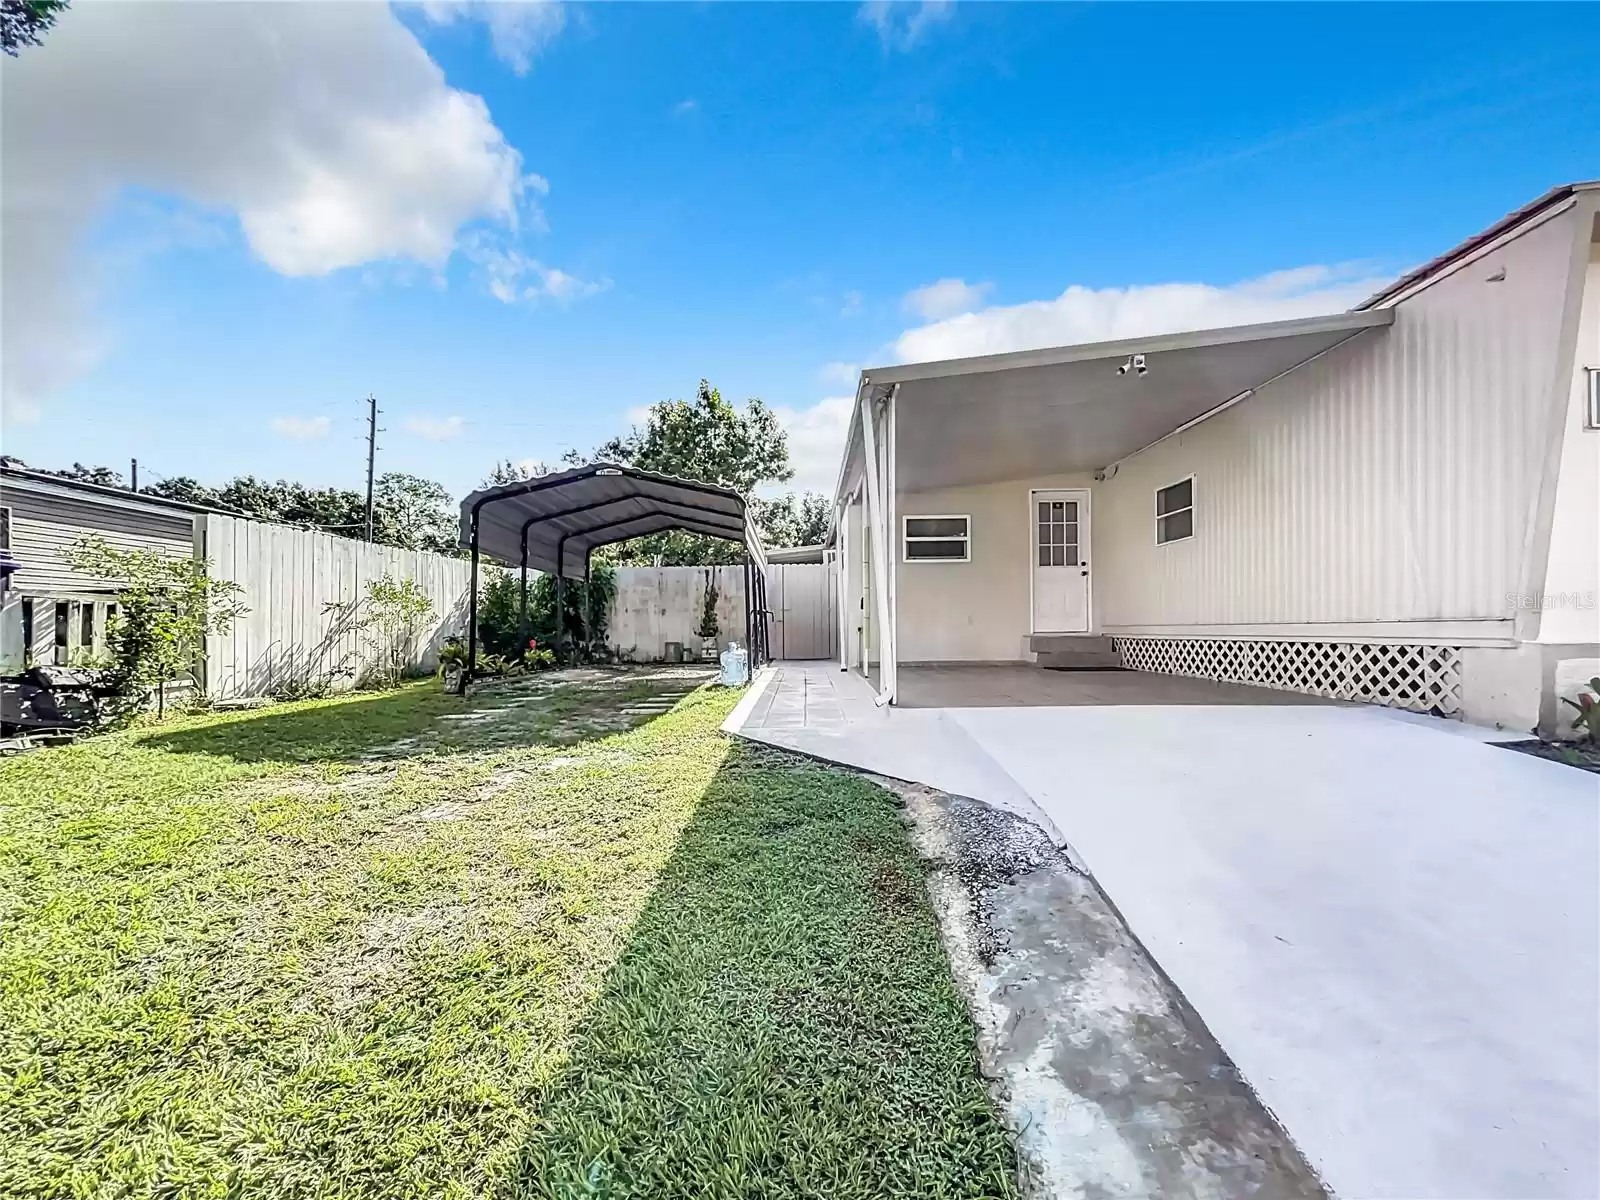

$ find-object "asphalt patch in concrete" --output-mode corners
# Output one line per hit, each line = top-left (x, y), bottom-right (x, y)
(883, 776), (1329, 1200)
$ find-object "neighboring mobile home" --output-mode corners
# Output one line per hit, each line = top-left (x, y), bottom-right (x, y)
(830, 182), (1600, 734)
(0, 466), (209, 673)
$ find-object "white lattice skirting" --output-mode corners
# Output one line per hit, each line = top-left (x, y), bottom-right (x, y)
(1111, 637), (1464, 715)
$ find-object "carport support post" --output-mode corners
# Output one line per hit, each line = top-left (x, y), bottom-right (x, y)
(461, 510), (481, 694)
(743, 553), (753, 664)
(517, 527), (530, 647)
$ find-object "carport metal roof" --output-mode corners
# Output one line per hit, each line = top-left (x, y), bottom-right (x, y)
(458, 462), (768, 578)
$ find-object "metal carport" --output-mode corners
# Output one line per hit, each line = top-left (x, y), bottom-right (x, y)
(456, 463), (771, 690)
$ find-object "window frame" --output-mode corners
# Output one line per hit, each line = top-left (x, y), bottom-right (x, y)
(1155, 475), (1195, 546)
(0, 504), (11, 551)
(1586, 366), (1599, 431)
(902, 513), (972, 564)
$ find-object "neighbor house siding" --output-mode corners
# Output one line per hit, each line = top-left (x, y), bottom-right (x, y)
(1094, 203), (1580, 636)
(0, 481), (198, 595)
(895, 473), (1097, 662)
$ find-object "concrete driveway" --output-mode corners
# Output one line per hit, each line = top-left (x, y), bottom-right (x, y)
(729, 664), (1600, 1199)
(951, 702), (1599, 1200)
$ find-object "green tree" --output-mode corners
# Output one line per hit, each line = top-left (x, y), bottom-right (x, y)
(755, 491), (830, 547)
(140, 476), (220, 506)
(372, 472), (457, 554)
(2, 0), (68, 56)
(63, 533), (248, 720)
(574, 379), (791, 565)
(483, 459), (549, 487)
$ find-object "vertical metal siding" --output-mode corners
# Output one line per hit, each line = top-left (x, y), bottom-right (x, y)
(1097, 208), (1577, 628)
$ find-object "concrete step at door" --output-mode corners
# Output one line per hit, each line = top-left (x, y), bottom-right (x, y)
(1031, 634), (1124, 670)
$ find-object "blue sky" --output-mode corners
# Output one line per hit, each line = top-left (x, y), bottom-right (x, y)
(4, 1), (1597, 499)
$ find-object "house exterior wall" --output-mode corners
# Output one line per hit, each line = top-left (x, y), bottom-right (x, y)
(1537, 246), (1600, 645)
(895, 472), (1097, 662)
(1092, 204), (1579, 640)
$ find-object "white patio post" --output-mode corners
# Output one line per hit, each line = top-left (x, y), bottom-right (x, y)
(836, 498), (849, 671)
(859, 391), (895, 706)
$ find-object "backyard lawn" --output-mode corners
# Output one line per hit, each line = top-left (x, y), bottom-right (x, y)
(0, 670), (1017, 1199)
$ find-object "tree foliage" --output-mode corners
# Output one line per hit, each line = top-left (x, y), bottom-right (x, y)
(477, 562), (617, 663)
(566, 379), (821, 565)
(753, 491), (830, 548)
(1, 0), (67, 56)
(324, 575), (435, 690)
(62, 534), (248, 719)
(483, 459), (549, 487)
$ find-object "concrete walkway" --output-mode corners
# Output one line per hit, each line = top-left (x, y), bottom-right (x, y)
(725, 662), (1600, 1200)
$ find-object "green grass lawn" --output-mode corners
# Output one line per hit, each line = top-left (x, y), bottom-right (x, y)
(0, 670), (1017, 1199)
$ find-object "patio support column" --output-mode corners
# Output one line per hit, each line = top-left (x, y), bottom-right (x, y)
(461, 507), (481, 694)
(859, 391), (895, 706)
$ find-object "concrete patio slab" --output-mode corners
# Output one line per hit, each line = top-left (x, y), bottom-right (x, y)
(726, 661), (1600, 1200)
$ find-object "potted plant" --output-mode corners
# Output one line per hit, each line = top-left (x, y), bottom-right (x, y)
(695, 571), (720, 661)
(438, 636), (467, 692)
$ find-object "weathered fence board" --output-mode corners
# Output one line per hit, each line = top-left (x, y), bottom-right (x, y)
(204, 516), (474, 699)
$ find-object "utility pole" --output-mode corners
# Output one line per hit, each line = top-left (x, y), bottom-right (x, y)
(130, 458), (138, 492)
(363, 394), (379, 542)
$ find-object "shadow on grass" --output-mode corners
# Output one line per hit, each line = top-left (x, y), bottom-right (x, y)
(142, 672), (699, 766)
(506, 738), (1018, 1200)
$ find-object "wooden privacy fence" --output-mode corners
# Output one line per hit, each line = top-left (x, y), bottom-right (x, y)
(202, 529), (839, 698)
(204, 515), (475, 699)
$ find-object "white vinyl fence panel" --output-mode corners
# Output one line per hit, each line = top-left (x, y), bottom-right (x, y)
(605, 563), (837, 662)
(607, 566), (748, 662)
(204, 515), (476, 699)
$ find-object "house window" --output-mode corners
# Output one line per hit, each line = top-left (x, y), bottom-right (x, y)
(54, 601), (70, 666)
(1156, 478), (1194, 544)
(1586, 367), (1599, 431)
(81, 604), (95, 654)
(21, 598), (33, 663)
(0, 505), (10, 550)
(903, 515), (970, 562)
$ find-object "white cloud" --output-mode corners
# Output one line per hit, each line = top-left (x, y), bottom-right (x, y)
(818, 361), (861, 389)
(272, 415), (332, 440)
(859, 1), (956, 51)
(672, 98), (699, 117)
(840, 290), (864, 317)
(892, 264), (1390, 364)
(902, 277), (992, 321)
(2, 2), (535, 421)
(418, 1), (566, 75)
(404, 414), (465, 441)
(468, 238), (609, 304)
(773, 395), (857, 494)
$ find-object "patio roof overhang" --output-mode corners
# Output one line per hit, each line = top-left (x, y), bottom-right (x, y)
(458, 462), (768, 578)
(845, 308), (1395, 494)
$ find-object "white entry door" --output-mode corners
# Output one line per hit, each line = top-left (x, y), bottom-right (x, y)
(1031, 490), (1090, 633)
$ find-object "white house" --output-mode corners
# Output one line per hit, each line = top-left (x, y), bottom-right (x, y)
(829, 181), (1600, 735)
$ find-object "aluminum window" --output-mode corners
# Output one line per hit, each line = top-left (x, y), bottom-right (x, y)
(903, 514), (970, 562)
(1155, 477), (1194, 545)
(1586, 367), (1599, 431)
(0, 505), (10, 551)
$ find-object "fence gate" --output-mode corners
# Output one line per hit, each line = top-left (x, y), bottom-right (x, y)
(767, 562), (838, 660)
